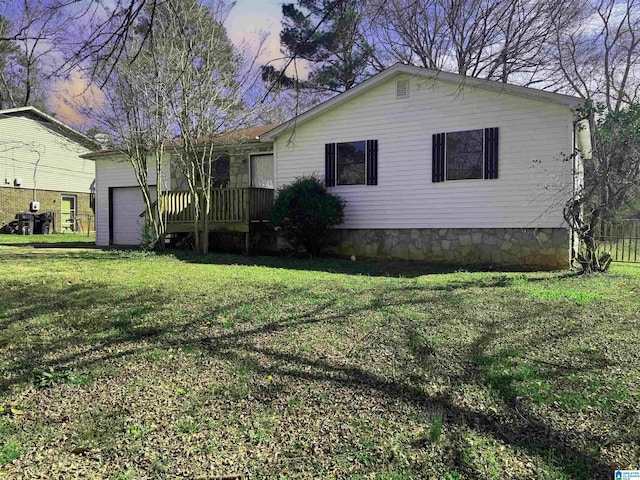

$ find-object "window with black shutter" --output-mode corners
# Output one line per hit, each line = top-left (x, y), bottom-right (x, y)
(325, 140), (378, 186)
(432, 128), (498, 182)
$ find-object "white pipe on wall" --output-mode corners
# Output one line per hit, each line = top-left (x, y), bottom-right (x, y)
(575, 119), (592, 160)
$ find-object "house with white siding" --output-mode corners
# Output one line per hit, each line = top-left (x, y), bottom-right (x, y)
(91, 64), (582, 268)
(260, 64), (583, 269)
(0, 106), (97, 232)
(86, 126), (275, 247)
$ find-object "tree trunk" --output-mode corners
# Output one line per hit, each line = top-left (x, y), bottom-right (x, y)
(153, 153), (166, 250)
(192, 190), (203, 255)
(576, 211), (602, 274)
(202, 192), (210, 255)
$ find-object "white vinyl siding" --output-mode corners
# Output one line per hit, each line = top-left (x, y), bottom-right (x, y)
(274, 73), (575, 229)
(0, 117), (93, 193)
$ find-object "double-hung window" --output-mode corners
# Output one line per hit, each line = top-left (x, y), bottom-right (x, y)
(432, 127), (499, 182)
(325, 140), (378, 187)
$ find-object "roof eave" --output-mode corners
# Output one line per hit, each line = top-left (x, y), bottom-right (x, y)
(82, 137), (269, 160)
(0, 106), (99, 150)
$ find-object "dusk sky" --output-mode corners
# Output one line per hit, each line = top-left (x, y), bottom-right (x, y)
(227, 0), (284, 63)
(47, 0), (288, 127)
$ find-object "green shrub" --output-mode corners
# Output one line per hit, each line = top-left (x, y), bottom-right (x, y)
(140, 222), (157, 251)
(270, 175), (346, 256)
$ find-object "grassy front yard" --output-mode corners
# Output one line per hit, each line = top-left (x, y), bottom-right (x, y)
(0, 233), (95, 246)
(0, 244), (638, 479)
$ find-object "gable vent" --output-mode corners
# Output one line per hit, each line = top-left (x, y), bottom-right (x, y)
(396, 79), (409, 98)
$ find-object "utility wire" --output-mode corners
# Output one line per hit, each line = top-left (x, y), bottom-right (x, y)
(0, 158), (94, 180)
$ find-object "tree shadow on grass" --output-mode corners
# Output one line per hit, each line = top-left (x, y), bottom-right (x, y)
(163, 248), (575, 279)
(182, 309), (614, 479)
(0, 273), (618, 478)
(0, 249), (154, 262)
(0, 245), (580, 283)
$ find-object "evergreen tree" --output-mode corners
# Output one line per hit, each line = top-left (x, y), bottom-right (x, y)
(263, 0), (373, 94)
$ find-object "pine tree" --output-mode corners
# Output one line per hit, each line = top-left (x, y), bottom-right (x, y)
(262, 0), (373, 94)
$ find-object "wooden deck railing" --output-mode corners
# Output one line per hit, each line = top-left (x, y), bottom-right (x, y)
(161, 188), (274, 230)
(250, 188), (275, 221)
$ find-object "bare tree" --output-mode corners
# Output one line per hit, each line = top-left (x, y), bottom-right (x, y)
(163, 0), (249, 254)
(552, 0), (640, 111)
(0, 1), (166, 88)
(257, 85), (327, 125)
(0, 15), (22, 108)
(84, 0), (260, 253)
(548, 1), (640, 274)
(0, 2), (59, 110)
(370, 0), (580, 86)
(484, 0), (579, 86)
(368, 0), (451, 70)
(565, 103), (640, 273)
(87, 6), (173, 248)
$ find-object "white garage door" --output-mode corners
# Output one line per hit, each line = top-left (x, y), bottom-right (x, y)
(111, 187), (156, 246)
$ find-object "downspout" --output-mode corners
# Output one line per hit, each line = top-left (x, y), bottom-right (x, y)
(569, 116), (580, 268)
(573, 114), (593, 266)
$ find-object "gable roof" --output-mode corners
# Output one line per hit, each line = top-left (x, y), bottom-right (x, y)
(169, 124), (279, 147)
(0, 106), (98, 150)
(259, 64), (583, 142)
(212, 124), (278, 145)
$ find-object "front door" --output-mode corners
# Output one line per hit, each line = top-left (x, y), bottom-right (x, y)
(61, 195), (77, 232)
(250, 154), (274, 189)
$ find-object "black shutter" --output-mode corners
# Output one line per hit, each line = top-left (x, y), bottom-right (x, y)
(366, 139), (378, 185)
(432, 133), (445, 182)
(484, 127), (499, 179)
(325, 143), (336, 187)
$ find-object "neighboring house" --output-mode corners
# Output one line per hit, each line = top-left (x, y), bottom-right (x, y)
(260, 64), (583, 269)
(0, 106), (97, 232)
(85, 125), (275, 247)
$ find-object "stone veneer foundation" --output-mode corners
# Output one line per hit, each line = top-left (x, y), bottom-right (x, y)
(326, 228), (570, 270)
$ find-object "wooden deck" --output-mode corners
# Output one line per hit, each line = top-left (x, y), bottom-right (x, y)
(161, 188), (274, 234)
